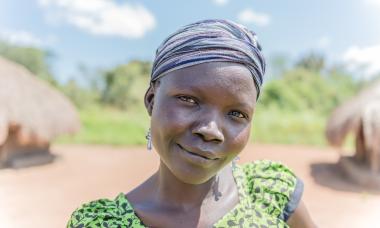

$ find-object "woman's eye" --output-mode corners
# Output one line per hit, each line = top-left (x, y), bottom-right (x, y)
(229, 111), (246, 119)
(178, 96), (196, 104)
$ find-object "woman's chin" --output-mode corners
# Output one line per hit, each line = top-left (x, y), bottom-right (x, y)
(169, 165), (217, 185)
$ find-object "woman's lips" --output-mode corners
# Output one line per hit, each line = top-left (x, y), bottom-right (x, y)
(187, 151), (217, 160)
(177, 143), (220, 162)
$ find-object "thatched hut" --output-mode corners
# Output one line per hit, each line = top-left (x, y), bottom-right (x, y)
(326, 81), (380, 147)
(0, 56), (80, 168)
(326, 80), (380, 187)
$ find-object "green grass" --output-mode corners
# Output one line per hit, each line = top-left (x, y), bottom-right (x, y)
(251, 107), (327, 146)
(56, 105), (150, 145)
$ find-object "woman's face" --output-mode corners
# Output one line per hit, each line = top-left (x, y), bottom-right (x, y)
(145, 62), (257, 184)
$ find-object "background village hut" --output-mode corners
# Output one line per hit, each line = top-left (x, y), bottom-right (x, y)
(0, 56), (80, 168)
(326, 80), (380, 188)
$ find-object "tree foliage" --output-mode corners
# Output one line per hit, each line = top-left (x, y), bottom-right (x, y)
(259, 57), (360, 115)
(0, 40), (56, 85)
(295, 52), (325, 73)
(100, 60), (151, 110)
(59, 79), (100, 109)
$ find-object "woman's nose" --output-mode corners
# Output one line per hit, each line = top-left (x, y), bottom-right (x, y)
(192, 118), (224, 143)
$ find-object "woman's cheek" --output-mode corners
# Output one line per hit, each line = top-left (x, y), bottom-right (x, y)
(167, 108), (193, 129)
(230, 124), (251, 151)
(155, 100), (193, 130)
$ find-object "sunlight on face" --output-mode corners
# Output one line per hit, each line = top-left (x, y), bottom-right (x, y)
(149, 62), (257, 184)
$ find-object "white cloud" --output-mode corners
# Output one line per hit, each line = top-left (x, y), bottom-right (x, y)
(316, 36), (331, 49)
(366, 0), (380, 7)
(237, 9), (271, 27)
(211, 0), (229, 6)
(37, 0), (156, 39)
(0, 29), (44, 47)
(343, 44), (380, 78)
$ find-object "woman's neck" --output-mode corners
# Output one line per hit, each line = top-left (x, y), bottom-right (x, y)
(153, 161), (233, 211)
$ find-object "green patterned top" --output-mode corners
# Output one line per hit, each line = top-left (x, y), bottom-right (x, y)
(67, 160), (303, 228)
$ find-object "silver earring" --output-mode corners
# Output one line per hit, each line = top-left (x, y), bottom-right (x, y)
(146, 128), (152, 151)
(233, 156), (240, 163)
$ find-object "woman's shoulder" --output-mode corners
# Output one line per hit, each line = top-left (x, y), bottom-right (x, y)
(67, 193), (145, 228)
(242, 160), (298, 184)
(238, 160), (304, 221)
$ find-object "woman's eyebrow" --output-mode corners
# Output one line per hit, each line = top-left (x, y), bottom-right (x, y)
(230, 102), (254, 112)
(171, 83), (206, 94)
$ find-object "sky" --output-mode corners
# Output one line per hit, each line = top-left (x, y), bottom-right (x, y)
(0, 0), (380, 83)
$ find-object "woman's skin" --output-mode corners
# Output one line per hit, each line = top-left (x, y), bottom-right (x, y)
(127, 62), (316, 227)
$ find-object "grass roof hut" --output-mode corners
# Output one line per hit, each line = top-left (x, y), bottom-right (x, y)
(0, 56), (80, 168)
(326, 80), (380, 187)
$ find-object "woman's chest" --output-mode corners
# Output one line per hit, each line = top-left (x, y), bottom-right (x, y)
(136, 196), (239, 228)
(138, 203), (289, 228)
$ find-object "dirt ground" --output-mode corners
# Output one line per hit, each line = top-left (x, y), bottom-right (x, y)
(1, 143), (380, 228)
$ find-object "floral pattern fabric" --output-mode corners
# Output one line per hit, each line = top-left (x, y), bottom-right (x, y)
(67, 160), (300, 228)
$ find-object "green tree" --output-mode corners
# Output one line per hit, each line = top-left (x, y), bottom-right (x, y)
(100, 60), (151, 110)
(0, 40), (56, 85)
(259, 65), (360, 115)
(295, 52), (325, 73)
(59, 79), (100, 109)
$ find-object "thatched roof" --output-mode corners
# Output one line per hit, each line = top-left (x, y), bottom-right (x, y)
(0, 56), (80, 145)
(326, 80), (380, 147)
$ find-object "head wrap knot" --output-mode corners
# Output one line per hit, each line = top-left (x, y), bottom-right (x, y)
(151, 19), (266, 98)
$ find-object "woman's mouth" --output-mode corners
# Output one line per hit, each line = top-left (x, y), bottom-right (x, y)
(177, 143), (220, 167)
(187, 150), (217, 160)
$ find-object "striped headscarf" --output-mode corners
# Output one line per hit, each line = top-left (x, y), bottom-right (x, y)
(150, 19), (266, 98)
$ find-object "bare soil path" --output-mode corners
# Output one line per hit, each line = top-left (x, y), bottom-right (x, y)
(1, 143), (379, 228)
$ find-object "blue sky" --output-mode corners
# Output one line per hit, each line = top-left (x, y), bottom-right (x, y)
(1, 0), (380, 83)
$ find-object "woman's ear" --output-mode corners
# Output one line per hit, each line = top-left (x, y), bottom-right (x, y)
(144, 82), (159, 116)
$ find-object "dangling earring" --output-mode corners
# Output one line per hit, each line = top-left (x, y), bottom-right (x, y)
(232, 156), (240, 168)
(146, 128), (152, 151)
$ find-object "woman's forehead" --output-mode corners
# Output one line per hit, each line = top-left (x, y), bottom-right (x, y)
(160, 62), (257, 101)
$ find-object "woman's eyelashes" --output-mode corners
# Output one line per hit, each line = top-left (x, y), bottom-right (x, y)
(177, 95), (197, 105)
(228, 110), (248, 120)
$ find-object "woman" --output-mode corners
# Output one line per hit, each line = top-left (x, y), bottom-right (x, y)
(67, 19), (316, 228)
